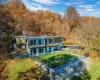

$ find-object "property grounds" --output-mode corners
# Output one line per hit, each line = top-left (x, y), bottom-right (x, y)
(1, 58), (44, 80)
(1, 50), (100, 80)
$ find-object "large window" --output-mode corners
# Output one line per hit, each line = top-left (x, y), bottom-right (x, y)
(30, 39), (37, 46)
(33, 48), (36, 54)
(54, 38), (61, 43)
(30, 40), (33, 46)
(45, 47), (47, 53)
(45, 39), (47, 45)
(49, 39), (53, 44)
(54, 46), (58, 51)
(30, 48), (36, 55)
(49, 47), (52, 52)
(33, 39), (36, 45)
(39, 39), (42, 45)
(38, 39), (44, 45)
(39, 48), (44, 53)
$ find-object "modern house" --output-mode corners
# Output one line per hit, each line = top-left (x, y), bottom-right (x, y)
(15, 36), (62, 57)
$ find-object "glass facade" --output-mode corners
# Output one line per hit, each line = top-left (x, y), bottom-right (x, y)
(38, 39), (44, 45)
(33, 39), (36, 45)
(49, 47), (52, 52)
(49, 39), (53, 44)
(30, 40), (33, 46)
(54, 38), (61, 43)
(45, 39), (48, 45)
(30, 48), (37, 55)
(38, 48), (44, 54)
(54, 46), (59, 51)
(30, 39), (37, 46)
(28, 37), (62, 56)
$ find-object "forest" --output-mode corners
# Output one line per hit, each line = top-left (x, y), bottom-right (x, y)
(0, 0), (100, 80)
(0, 0), (100, 52)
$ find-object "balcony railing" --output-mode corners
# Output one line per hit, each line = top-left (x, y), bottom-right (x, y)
(29, 43), (60, 48)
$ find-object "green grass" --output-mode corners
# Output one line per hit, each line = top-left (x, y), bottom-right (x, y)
(7, 58), (36, 80)
(36, 51), (77, 68)
(89, 59), (100, 80)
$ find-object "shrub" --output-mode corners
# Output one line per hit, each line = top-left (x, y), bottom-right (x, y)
(70, 71), (91, 80)
(96, 76), (100, 80)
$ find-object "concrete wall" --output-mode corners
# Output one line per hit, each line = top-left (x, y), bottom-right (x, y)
(54, 57), (90, 80)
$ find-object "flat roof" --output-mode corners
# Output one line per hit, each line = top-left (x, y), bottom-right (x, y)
(15, 35), (62, 38)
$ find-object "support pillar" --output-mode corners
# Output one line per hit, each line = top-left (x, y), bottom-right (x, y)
(53, 38), (54, 43)
(43, 47), (45, 54)
(32, 49), (34, 57)
(47, 39), (49, 44)
(51, 47), (54, 53)
(43, 39), (45, 45)
(28, 48), (31, 57)
(58, 46), (60, 51)
(36, 48), (39, 56)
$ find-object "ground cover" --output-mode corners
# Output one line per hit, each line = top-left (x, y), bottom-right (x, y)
(89, 59), (100, 80)
(6, 58), (42, 80)
(36, 51), (77, 68)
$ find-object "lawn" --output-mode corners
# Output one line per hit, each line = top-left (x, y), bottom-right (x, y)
(6, 58), (40, 80)
(36, 51), (77, 68)
(89, 59), (100, 80)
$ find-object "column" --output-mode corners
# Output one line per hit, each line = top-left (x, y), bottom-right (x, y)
(47, 47), (49, 52)
(36, 38), (38, 45)
(28, 48), (31, 57)
(47, 38), (49, 44)
(26, 39), (29, 50)
(43, 39), (45, 45)
(58, 46), (59, 51)
(51, 47), (54, 53)
(32, 49), (34, 57)
(36, 48), (39, 56)
(43, 47), (45, 54)
(53, 38), (54, 43)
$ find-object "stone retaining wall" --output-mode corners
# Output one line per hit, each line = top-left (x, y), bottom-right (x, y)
(35, 57), (90, 80)
(54, 57), (90, 80)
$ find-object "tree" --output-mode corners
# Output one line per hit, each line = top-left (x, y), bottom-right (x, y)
(65, 6), (80, 20)
(75, 19), (100, 51)
(19, 11), (42, 35)
(0, 4), (16, 60)
(64, 6), (80, 31)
